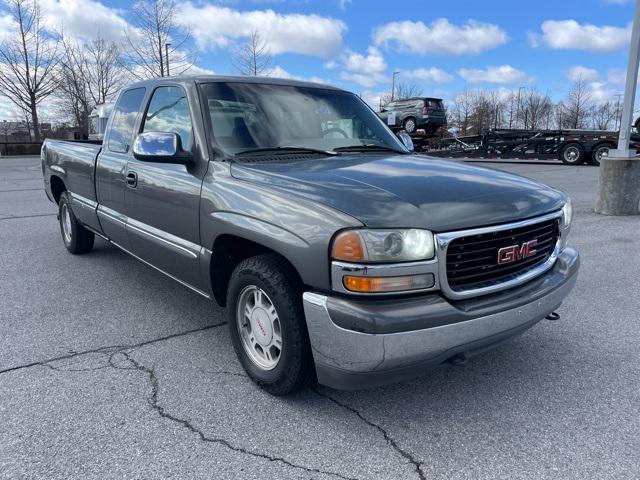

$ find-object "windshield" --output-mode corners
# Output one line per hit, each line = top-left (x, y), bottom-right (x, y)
(199, 82), (406, 156)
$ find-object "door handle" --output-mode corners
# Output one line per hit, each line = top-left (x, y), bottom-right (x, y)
(126, 171), (137, 188)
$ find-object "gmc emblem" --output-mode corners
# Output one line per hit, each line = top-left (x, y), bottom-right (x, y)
(497, 239), (538, 265)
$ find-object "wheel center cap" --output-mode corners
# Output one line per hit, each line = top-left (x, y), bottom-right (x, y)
(250, 308), (273, 346)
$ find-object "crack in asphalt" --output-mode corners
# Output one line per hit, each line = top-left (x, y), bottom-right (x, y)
(0, 323), (227, 376)
(118, 351), (360, 480)
(1, 323), (358, 479)
(313, 388), (426, 480)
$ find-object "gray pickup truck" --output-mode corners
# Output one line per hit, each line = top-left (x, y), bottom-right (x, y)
(42, 76), (579, 395)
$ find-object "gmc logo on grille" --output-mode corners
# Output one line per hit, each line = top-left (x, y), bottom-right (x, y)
(497, 239), (538, 265)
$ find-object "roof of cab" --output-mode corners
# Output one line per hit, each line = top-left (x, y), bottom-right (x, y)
(126, 75), (346, 92)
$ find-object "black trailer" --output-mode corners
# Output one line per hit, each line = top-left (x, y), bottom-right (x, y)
(420, 128), (640, 166)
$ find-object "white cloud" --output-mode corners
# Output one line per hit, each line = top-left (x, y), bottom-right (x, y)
(607, 68), (627, 85)
(40, 0), (130, 43)
(359, 90), (388, 111)
(458, 65), (531, 84)
(567, 66), (599, 82)
(587, 81), (617, 103)
(533, 20), (631, 52)
(0, 14), (17, 43)
(176, 4), (346, 58)
(342, 47), (386, 75)
(265, 66), (331, 86)
(339, 47), (387, 88)
(373, 18), (507, 56)
(401, 67), (453, 83)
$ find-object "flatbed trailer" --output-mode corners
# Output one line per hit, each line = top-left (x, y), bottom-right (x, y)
(418, 128), (640, 166)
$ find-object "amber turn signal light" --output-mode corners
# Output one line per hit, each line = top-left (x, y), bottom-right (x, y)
(343, 274), (434, 293)
(332, 231), (365, 262)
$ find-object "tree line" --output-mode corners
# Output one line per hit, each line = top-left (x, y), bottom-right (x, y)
(425, 79), (622, 137)
(0, 0), (281, 142)
(0, 0), (195, 141)
(0, 0), (626, 142)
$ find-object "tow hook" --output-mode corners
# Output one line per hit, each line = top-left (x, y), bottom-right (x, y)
(449, 353), (468, 366)
(545, 311), (560, 321)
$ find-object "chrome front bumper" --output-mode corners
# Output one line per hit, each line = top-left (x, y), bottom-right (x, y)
(303, 247), (579, 390)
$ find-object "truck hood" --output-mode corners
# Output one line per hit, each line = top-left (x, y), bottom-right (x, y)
(230, 154), (566, 232)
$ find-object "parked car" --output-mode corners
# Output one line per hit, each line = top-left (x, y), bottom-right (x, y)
(42, 76), (579, 395)
(379, 97), (447, 134)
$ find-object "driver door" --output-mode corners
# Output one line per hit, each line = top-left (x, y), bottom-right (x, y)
(124, 85), (206, 291)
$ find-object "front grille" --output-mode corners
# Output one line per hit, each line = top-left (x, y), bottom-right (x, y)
(445, 217), (560, 292)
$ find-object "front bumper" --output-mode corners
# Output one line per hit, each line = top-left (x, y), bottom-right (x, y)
(303, 247), (579, 390)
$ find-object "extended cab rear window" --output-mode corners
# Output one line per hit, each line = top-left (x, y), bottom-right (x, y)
(108, 88), (146, 154)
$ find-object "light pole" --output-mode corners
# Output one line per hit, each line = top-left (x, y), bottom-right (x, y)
(595, 0), (640, 215)
(391, 71), (400, 101)
(165, 43), (171, 77)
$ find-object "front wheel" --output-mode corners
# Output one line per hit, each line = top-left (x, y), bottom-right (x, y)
(227, 254), (313, 395)
(403, 117), (417, 134)
(58, 191), (95, 254)
(560, 143), (585, 165)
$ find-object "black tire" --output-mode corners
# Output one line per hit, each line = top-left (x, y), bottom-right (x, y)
(226, 254), (313, 395)
(403, 117), (417, 134)
(58, 191), (95, 254)
(560, 142), (585, 165)
(590, 144), (611, 166)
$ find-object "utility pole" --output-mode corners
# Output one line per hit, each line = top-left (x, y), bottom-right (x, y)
(614, 93), (623, 131)
(595, 0), (640, 215)
(391, 71), (400, 101)
(516, 86), (525, 129)
(165, 43), (171, 77)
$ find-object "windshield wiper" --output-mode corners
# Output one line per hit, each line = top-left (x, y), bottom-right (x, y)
(235, 146), (338, 157)
(332, 144), (406, 154)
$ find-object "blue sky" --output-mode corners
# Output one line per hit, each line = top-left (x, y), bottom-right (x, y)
(0, 0), (637, 119)
(165, 0), (636, 104)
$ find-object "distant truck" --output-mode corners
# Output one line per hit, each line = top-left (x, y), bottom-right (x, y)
(378, 97), (447, 134)
(428, 128), (640, 166)
(41, 76), (579, 394)
(88, 103), (114, 141)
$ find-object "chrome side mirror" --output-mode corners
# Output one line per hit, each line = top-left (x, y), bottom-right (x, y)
(397, 131), (414, 152)
(132, 132), (193, 164)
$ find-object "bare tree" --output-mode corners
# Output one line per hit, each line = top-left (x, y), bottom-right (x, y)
(56, 35), (125, 137)
(448, 89), (474, 136)
(521, 88), (552, 130)
(564, 79), (593, 129)
(591, 101), (617, 130)
(379, 82), (423, 107)
(85, 38), (125, 106)
(232, 30), (272, 77)
(57, 36), (91, 135)
(0, 0), (58, 141)
(123, 0), (195, 79)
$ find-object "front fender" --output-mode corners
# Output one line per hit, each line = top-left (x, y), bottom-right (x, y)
(200, 162), (362, 290)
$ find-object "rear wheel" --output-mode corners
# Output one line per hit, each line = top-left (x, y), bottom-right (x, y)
(227, 254), (313, 395)
(403, 117), (417, 134)
(560, 143), (584, 165)
(590, 144), (611, 166)
(58, 191), (95, 254)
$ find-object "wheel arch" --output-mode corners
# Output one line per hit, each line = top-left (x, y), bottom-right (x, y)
(209, 234), (305, 307)
(50, 175), (66, 204)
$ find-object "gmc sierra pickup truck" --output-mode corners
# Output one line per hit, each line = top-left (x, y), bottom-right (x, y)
(42, 76), (579, 395)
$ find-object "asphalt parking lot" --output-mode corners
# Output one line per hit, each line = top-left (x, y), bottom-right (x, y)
(1, 156), (639, 480)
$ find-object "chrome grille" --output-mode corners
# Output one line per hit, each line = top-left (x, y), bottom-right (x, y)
(442, 214), (561, 295)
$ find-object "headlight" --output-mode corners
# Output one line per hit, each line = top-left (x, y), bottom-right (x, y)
(332, 229), (435, 263)
(562, 198), (573, 229)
